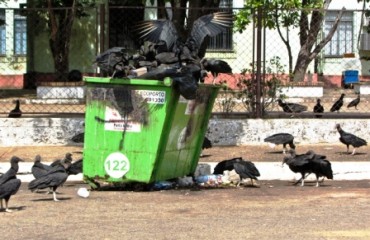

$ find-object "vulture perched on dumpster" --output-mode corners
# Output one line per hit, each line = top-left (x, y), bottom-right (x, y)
(0, 156), (23, 212)
(335, 124), (367, 155)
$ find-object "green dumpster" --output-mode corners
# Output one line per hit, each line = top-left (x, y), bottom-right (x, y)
(82, 77), (219, 188)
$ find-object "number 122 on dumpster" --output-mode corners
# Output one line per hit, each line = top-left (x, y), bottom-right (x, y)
(104, 152), (130, 178)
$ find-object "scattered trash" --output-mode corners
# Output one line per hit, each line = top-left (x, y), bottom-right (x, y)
(195, 174), (223, 186)
(193, 163), (211, 178)
(176, 176), (194, 187)
(152, 181), (175, 190)
(77, 187), (90, 198)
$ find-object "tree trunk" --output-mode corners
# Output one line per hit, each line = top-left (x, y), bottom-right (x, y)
(47, 0), (76, 80)
(293, 1), (340, 82)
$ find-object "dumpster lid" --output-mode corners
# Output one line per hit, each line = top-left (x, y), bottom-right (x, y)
(84, 77), (173, 86)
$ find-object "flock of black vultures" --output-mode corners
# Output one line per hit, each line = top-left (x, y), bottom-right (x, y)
(1, 7), (367, 213)
(0, 153), (82, 212)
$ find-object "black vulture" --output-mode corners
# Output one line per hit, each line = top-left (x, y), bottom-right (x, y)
(202, 136), (212, 150)
(0, 156), (23, 212)
(200, 58), (232, 84)
(282, 150), (313, 186)
(306, 150), (333, 187)
(8, 99), (22, 118)
(28, 160), (71, 201)
(233, 159), (260, 187)
(212, 157), (260, 186)
(67, 69), (82, 82)
(347, 94), (360, 110)
(138, 64), (199, 99)
(135, 10), (233, 60)
(67, 159), (83, 175)
(31, 155), (52, 179)
(313, 99), (324, 118)
(330, 93), (345, 112)
(264, 133), (295, 154)
(213, 157), (242, 175)
(277, 99), (307, 113)
(71, 132), (84, 143)
(335, 124), (367, 155)
(50, 153), (73, 168)
(94, 47), (131, 78)
(200, 136), (212, 157)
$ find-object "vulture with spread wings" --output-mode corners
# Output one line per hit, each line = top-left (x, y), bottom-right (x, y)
(134, 7), (233, 60)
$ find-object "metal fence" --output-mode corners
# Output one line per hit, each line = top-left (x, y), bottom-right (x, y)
(0, 5), (369, 119)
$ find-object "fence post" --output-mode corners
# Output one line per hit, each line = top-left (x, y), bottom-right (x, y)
(255, 6), (263, 118)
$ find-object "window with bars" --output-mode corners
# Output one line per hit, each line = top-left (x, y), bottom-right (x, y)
(14, 10), (27, 55)
(208, 0), (233, 51)
(324, 11), (353, 57)
(0, 9), (5, 55)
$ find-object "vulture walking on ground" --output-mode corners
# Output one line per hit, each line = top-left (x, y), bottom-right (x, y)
(306, 151), (333, 187)
(28, 159), (71, 202)
(31, 155), (52, 179)
(347, 94), (360, 110)
(330, 93), (345, 112)
(0, 156), (23, 212)
(264, 133), (295, 154)
(283, 150), (313, 186)
(313, 99), (324, 118)
(277, 99), (307, 113)
(283, 150), (333, 187)
(335, 124), (367, 155)
(8, 99), (22, 118)
(50, 153), (73, 168)
(67, 159), (83, 175)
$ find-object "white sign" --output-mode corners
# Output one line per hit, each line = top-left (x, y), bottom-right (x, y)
(104, 106), (141, 132)
(104, 152), (130, 179)
(137, 90), (166, 104)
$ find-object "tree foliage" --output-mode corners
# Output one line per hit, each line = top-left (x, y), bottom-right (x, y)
(234, 0), (343, 82)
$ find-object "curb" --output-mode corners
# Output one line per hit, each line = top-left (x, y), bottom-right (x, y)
(2, 161), (370, 183)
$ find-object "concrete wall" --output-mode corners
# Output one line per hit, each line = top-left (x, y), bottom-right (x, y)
(1, 117), (368, 146)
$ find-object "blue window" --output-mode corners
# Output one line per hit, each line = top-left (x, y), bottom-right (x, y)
(14, 11), (26, 55)
(0, 9), (5, 55)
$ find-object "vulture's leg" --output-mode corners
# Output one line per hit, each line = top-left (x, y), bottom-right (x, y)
(0, 199), (3, 210)
(5, 198), (12, 212)
(351, 148), (357, 155)
(347, 145), (350, 154)
(315, 175), (320, 187)
(282, 143), (287, 154)
(52, 187), (60, 201)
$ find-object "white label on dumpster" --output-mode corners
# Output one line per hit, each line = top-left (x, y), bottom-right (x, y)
(136, 90), (165, 104)
(104, 152), (130, 178)
(104, 106), (141, 132)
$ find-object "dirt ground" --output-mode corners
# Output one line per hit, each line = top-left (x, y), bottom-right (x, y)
(1, 180), (370, 239)
(1, 144), (370, 239)
(0, 142), (369, 163)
